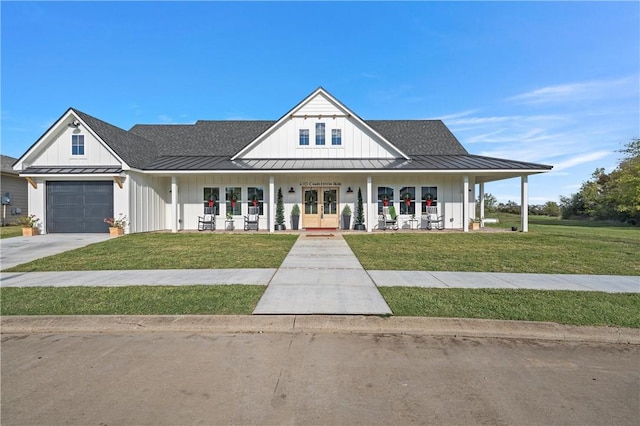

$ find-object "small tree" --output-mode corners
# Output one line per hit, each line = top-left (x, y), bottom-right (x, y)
(354, 187), (365, 229)
(276, 187), (285, 226)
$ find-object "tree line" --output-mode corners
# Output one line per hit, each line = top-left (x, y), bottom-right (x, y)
(480, 138), (639, 225)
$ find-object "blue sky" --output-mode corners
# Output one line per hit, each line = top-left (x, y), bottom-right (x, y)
(2, 1), (638, 204)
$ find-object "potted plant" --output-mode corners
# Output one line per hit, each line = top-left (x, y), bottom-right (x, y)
(225, 211), (234, 230)
(341, 204), (351, 230)
(291, 204), (300, 230)
(275, 187), (286, 230)
(19, 214), (40, 236)
(353, 188), (366, 230)
(469, 218), (480, 231)
(104, 213), (127, 236)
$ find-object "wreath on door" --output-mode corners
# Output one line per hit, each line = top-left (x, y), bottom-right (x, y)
(305, 191), (316, 204)
(324, 191), (335, 204)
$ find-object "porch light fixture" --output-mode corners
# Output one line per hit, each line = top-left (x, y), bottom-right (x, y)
(346, 187), (353, 193)
(288, 187), (295, 193)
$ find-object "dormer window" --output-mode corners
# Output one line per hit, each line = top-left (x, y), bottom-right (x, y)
(331, 129), (342, 145)
(315, 123), (325, 145)
(72, 135), (85, 156)
(299, 129), (309, 146)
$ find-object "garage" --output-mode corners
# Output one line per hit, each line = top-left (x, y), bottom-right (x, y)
(46, 181), (113, 233)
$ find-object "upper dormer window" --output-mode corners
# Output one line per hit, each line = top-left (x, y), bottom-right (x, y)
(315, 123), (325, 145)
(331, 129), (342, 146)
(72, 135), (85, 156)
(299, 129), (309, 146)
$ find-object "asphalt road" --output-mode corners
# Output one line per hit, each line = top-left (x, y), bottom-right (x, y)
(2, 332), (638, 425)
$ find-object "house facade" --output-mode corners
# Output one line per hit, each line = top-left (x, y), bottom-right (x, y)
(1, 155), (29, 226)
(13, 88), (552, 234)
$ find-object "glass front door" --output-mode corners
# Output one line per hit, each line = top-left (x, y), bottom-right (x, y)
(302, 187), (340, 228)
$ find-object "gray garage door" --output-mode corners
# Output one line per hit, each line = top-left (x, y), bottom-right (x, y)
(46, 181), (113, 233)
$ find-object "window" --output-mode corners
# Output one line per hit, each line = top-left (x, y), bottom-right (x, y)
(299, 129), (309, 146)
(72, 135), (85, 156)
(203, 187), (219, 215)
(226, 187), (242, 215)
(421, 186), (438, 212)
(247, 187), (264, 215)
(399, 186), (416, 215)
(315, 123), (325, 145)
(377, 186), (394, 214)
(331, 129), (342, 146)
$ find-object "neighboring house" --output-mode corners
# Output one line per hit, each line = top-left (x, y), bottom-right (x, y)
(0, 154), (28, 225)
(13, 87), (552, 234)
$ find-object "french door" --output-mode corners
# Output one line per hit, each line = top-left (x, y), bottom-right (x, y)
(302, 187), (339, 228)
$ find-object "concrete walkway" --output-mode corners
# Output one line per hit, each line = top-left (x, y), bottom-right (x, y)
(253, 234), (393, 315)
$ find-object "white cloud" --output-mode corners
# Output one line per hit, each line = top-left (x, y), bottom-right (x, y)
(507, 76), (638, 105)
(552, 151), (611, 172)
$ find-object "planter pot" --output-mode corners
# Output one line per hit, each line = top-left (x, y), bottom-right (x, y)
(353, 223), (366, 231)
(275, 224), (286, 231)
(109, 227), (125, 236)
(291, 215), (299, 231)
(342, 215), (351, 230)
(22, 227), (39, 236)
(469, 222), (480, 230)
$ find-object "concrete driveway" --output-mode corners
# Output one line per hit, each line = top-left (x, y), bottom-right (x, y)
(0, 233), (111, 270)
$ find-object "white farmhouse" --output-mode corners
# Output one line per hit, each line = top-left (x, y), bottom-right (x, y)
(13, 88), (552, 234)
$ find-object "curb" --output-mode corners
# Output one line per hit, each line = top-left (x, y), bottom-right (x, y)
(2, 315), (638, 344)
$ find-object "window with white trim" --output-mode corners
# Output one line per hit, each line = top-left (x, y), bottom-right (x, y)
(377, 186), (394, 214)
(315, 123), (325, 145)
(399, 186), (416, 215)
(226, 187), (242, 215)
(247, 187), (264, 215)
(72, 135), (85, 156)
(331, 129), (342, 145)
(203, 187), (219, 214)
(299, 129), (309, 146)
(421, 186), (438, 212)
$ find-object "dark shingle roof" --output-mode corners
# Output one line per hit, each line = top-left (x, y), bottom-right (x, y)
(74, 109), (158, 169)
(367, 120), (468, 156)
(130, 121), (274, 156)
(1, 155), (18, 174)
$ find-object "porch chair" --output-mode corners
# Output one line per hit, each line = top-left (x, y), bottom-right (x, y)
(423, 206), (444, 230)
(379, 206), (399, 230)
(197, 207), (216, 231)
(244, 206), (260, 231)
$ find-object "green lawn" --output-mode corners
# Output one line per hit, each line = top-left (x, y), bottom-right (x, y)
(0, 226), (23, 239)
(379, 287), (640, 328)
(344, 219), (640, 275)
(0, 285), (264, 315)
(4, 233), (298, 272)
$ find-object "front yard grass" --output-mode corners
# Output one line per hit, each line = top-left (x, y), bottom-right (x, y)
(379, 287), (640, 328)
(4, 233), (298, 272)
(0, 285), (265, 315)
(344, 222), (640, 275)
(0, 225), (23, 239)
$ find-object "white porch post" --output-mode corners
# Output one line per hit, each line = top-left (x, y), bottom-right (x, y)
(463, 175), (469, 232)
(521, 175), (529, 233)
(479, 182), (485, 228)
(269, 176), (275, 233)
(171, 176), (178, 233)
(367, 176), (373, 233)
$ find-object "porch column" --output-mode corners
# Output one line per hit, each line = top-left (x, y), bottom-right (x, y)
(171, 176), (178, 233)
(269, 176), (275, 233)
(367, 176), (373, 233)
(479, 182), (485, 228)
(521, 175), (529, 233)
(463, 175), (469, 232)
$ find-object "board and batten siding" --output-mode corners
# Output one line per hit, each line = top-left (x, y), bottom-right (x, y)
(29, 126), (120, 167)
(241, 92), (399, 160)
(128, 172), (169, 233)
